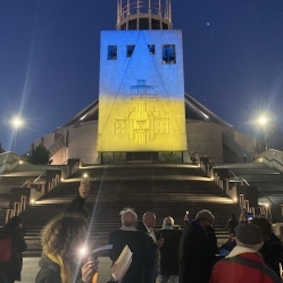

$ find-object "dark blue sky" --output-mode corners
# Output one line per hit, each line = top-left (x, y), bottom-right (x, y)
(1, 0), (283, 154)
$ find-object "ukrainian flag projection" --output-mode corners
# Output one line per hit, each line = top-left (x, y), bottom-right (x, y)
(98, 30), (187, 152)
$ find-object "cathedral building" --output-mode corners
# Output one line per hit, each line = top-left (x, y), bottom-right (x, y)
(32, 0), (256, 165)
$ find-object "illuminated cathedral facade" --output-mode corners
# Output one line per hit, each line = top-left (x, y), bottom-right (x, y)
(32, 0), (256, 165)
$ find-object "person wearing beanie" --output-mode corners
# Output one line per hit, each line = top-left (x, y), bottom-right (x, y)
(209, 224), (282, 283)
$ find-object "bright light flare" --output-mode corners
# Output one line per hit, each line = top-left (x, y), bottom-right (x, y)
(258, 116), (267, 126)
(11, 117), (24, 129)
(79, 246), (88, 256)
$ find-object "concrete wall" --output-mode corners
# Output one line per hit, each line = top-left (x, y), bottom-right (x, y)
(186, 120), (223, 164)
(234, 131), (257, 158)
(36, 118), (258, 166)
(34, 133), (56, 149)
(68, 121), (99, 164)
(50, 147), (67, 165)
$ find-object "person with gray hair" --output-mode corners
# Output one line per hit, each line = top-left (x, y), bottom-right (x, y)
(156, 216), (182, 283)
(179, 209), (218, 283)
(109, 208), (152, 283)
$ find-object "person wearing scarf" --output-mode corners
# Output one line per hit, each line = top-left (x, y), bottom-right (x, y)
(35, 213), (98, 283)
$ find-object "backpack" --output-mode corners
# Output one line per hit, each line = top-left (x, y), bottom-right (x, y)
(0, 236), (12, 263)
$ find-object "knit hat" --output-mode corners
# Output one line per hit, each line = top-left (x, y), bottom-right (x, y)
(235, 223), (263, 245)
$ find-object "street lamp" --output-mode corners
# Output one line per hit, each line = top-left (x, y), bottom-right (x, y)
(258, 115), (268, 151)
(10, 116), (24, 153)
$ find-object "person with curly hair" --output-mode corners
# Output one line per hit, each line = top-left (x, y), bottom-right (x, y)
(35, 213), (98, 283)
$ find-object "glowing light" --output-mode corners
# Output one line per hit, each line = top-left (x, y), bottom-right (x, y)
(19, 160), (23, 165)
(30, 199), (35, 204)
(83, 173), (89, 179)
(259, 158), (263, 162)
(11, 117), (24, 129)
(79, 246), (88, 256)
(233, 197), (238, 203)
(258, 116), (267, 126)
(265, 203), (270, 208)
(60, 177), (64, 182)
(80, 114), (88, 121)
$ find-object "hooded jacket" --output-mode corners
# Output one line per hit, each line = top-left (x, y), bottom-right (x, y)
(209, 246), (282, 283)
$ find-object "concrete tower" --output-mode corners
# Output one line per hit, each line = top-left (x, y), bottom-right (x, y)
(97, 0), (187, 162)
(116, 0), (173, 30)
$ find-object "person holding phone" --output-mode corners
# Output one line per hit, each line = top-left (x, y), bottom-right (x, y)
(65, 177), (91, 218)
(35, 213), (98, 283)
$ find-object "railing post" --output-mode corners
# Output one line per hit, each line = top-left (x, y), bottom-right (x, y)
(239, 194), (244, 209)
(5, 209), (13, 224)
(225, 179), (229, 191)
(244, 200), (249, 211)
(260, 206), (266, 215)
(13, 202), (20, 216)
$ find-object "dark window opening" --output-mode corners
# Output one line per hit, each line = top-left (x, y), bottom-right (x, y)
(152, 19), (160, 29)
(129, 19), (137, 30)
(140, 18), (149, 29)
(121, 23), (126, 30)
(148, 45), (155, 55)
(162, 23), (169, 30)
(108, 45), (117, 60)
(127, 45), (135, 57)
(162, 44), (176, 64)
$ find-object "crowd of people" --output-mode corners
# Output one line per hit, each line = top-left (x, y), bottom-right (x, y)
(1, 180), (283, 283)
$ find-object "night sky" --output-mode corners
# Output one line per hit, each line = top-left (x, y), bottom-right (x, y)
(1, 0), (283, 154)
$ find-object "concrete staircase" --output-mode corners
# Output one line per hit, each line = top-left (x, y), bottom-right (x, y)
(22, 164), (240, 256)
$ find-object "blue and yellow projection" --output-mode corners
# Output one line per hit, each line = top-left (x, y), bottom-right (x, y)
(98, 30), (187, 152)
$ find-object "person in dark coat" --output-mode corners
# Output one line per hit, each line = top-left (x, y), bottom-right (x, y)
(35, 213), (98, 283)
(156, 216), (182, 283)
(136, 211), (164, 283)
(226, 213), (238, 236)
(0, 216), (27, 283)
(179, 209), (218, 283)
(251, 216), (283, 277)
(109, 208), (152, 283)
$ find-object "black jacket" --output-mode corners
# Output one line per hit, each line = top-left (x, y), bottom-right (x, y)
(35, 254), (84, 283)
(156, 229), (182, 276)
(109, 229), (152, 283)
(0, 226), (27, 282)
(179, 220), (218, 283)
(65, 195), (89, 218)
(259, 233), (283, 277)
(136, 221), (159, 283)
